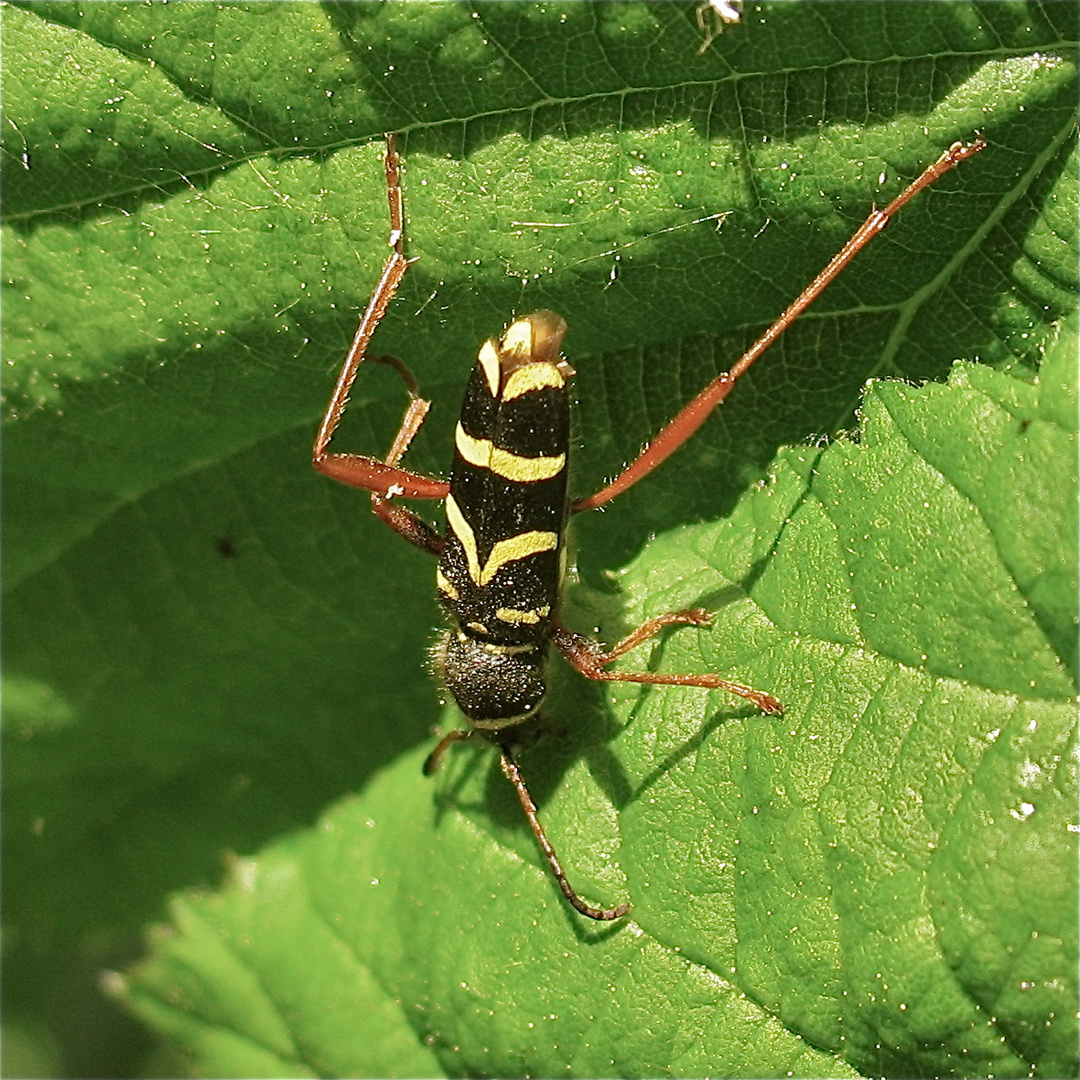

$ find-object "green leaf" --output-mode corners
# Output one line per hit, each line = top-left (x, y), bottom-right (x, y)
(3, 2), (1076, 1077)
(119, 331), (1077, 1079)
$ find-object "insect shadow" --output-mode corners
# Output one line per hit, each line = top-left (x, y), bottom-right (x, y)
(581, 578), (777, 810)
(427, 571), (775, 887)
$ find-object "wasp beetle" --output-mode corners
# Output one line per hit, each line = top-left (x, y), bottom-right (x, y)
(314, 134), (984, 919)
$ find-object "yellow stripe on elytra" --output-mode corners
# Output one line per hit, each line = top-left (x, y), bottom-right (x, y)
(454, 424), (565, 483)
(478, 531), (559, 585)
(477, 340), (501, 397)
(445, 495), (558, 587)
(502, 362), (565, 401)
(500, 318), (534, 358)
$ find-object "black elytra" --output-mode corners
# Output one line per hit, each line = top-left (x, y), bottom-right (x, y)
(433, 311), (573, 727)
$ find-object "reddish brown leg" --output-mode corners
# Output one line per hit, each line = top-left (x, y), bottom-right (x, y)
(366, 374), (444, 555)
(573, 138), (986, 512)
(312, 132), (450, 504)
(423, 727), (474, 775)
(424, 729), (629, 920)
(498, 747), (629, 921)
(554, 610), (783, 715)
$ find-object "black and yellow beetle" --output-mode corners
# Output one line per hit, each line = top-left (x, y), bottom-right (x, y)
(313, 133), (984, 919)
